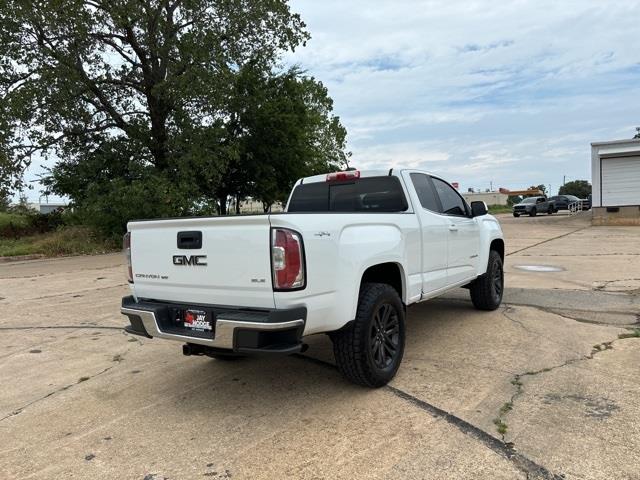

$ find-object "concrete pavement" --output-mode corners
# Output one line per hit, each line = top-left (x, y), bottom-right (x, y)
(1, 211), (639, 479)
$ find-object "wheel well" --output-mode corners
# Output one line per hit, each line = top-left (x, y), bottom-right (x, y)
(361, 263), (404, 301)
(490, 238), (505, 261)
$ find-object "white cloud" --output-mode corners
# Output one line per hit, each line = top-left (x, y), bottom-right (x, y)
(288, 0), (640, 193)
(17, 1), (640, 200)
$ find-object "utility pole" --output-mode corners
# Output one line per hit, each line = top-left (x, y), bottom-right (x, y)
(563, 175), (566, 186)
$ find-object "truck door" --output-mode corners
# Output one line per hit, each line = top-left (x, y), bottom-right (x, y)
(537, 197), (546, 212)
(430, 176), (481, 285)
(404, 172), (449, 294)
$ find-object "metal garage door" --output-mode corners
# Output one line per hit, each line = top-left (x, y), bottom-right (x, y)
(601, 156), (640, 206)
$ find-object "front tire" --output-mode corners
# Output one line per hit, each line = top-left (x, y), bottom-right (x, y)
(529, 207), (537, 217)
(513, 212), (520, 218)
(332, 283), (405, 388)
(469, 250), (504, 311)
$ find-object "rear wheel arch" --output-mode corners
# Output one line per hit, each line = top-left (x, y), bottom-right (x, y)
(360, 262), (406, 304)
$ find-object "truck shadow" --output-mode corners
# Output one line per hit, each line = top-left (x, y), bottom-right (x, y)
(151, 295), (487, 418)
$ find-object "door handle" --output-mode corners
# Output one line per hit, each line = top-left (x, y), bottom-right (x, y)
(449, 224), (458, 232)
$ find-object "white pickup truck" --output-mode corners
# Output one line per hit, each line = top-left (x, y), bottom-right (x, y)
(122, 169), (504, 387)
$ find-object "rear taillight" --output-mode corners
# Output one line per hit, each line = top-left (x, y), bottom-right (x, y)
(271, 228), (305, 290)
(123, 232), (133, 283)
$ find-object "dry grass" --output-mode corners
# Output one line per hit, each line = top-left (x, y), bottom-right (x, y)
(0, 226), (118, 257)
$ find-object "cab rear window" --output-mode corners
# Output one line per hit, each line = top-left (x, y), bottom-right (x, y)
(287, 177), (408, 213)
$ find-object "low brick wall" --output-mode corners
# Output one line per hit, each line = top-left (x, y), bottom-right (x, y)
(592, 206), (640, 226)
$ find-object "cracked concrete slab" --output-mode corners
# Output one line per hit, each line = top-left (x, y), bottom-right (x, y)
(503, 338), (640, 480)
(441, 287), (640, 326)
(1, 213), (639, 479)
(0, 338), (528, 480)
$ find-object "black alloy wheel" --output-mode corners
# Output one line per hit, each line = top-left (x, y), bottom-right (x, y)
(470, 250), (504, 311)
(491, 258), (503, 305)
(332, 283), (406, 387)
(369, 303), (400, 369)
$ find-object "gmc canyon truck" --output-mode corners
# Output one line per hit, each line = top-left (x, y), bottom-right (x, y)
(122, 169), (505, 387)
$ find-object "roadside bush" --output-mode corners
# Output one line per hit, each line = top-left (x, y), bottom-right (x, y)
(0, 211), (36, 238)
(71, 175), (191, 241)
(0, 209), (69, 238)
(0, 225), (117, 257)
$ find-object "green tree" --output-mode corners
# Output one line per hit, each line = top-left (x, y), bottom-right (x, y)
(216, 66), (348, 214)
(0, 190), (10, 211)
(0, 0), (309, 210)
(559, 180), (591, 198)
(507, 195), (522, 206)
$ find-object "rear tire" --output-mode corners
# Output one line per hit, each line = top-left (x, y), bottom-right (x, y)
(332, 283), (405, 388)
(469, 250), (504, 311)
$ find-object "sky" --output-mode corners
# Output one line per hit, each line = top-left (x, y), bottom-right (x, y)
(285, 0), (640, 194)
(20, 0), (640, 202)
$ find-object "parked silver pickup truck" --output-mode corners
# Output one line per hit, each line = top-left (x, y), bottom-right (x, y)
(513, 196), (556, 217)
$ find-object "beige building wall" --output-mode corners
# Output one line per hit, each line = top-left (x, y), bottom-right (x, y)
(238, 199), (284, 213)
(592, 206), (640, 226)
(461, 192), (509, 206)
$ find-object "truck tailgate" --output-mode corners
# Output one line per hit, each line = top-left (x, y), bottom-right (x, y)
(128, 215), (275, 308)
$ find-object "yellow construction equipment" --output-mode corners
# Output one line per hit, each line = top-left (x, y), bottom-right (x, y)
(498, 188), (543, 196)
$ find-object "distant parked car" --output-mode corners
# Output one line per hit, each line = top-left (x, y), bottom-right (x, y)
(550, 195), (590, 211)
(513, 196), (556, 217)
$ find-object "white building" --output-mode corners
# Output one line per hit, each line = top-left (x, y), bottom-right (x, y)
(26, 202), (68, 214)
(591, 139), (640, 225)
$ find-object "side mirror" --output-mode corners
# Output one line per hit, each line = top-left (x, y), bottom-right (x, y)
(470, 201), (488, 217)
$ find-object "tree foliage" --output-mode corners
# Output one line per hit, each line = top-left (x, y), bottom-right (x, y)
(0, 190), (9, 211)
(507, 195), (522, 206)
(1, 0), (349, 233)
(558, 180), (591, 198)
(214, 65), (348, 213)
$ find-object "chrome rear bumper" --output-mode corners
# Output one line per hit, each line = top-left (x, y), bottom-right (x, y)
(121, 296), (305, 353)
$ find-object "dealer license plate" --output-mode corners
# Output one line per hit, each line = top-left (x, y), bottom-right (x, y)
(182, 309), (212, 332)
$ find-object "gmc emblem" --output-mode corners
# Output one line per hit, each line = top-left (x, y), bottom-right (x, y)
(173, 255), (207, 266)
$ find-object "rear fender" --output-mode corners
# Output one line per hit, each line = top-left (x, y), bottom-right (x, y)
(335, 224), (408, 324)
(271, 218), (415, 334)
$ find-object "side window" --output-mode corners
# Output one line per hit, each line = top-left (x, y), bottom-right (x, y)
(431, 177), (468, 216)
(410, 173), (440, 211)
(537, 198), (544, 204)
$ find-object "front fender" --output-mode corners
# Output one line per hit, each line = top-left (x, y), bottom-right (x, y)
(476, 215), (504, 276)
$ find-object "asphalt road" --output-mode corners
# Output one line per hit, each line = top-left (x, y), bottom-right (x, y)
(1, 211), (639, 480)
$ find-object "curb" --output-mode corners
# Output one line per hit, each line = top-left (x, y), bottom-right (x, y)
(0, 254), (46, 263)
